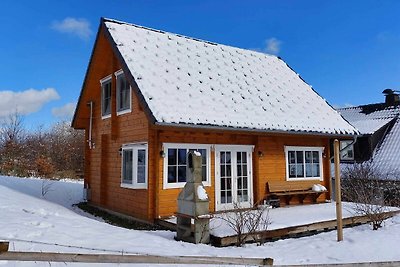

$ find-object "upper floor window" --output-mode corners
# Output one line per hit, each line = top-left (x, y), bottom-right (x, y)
(162, 143), (211, 189)
(100, 75), (112, 118)
(340, 140), (354, 160)
(121, 143), (148, 189)
(285, 146), (323, 181)
(115, 70), (131, 115)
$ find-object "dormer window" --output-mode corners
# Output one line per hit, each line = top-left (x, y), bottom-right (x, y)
(115, 70), (131, 115)
(100, 75), (112, 119)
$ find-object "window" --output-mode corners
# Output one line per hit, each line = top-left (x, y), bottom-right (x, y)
(121, 143), (148, 189)
(340, 140), (354, 160)
(115, 70), (131, 114)
(100, 75), (112, 118)
(163, 143), (211, 189)
(285, 146), (323, 181)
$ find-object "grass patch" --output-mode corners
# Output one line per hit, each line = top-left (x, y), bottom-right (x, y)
(76, 202), (166, 231)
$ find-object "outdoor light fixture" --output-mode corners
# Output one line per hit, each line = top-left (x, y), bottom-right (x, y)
(258, 151), (264, 157)
(119, 147), (122, 156)
(160, 150), (166, 158)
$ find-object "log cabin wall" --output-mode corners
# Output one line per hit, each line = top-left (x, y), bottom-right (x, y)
(79, 28), (151, 221)
(152, 127), (331, 219)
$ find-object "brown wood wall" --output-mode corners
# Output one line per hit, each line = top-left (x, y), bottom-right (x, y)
(78, 28), (151, 221)
(76, 27), (332, 222)
(152, 129), (331, 218)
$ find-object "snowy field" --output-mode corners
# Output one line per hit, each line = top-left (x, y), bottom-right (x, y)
(0, 175), (399, 266)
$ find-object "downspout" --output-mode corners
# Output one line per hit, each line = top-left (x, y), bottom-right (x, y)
(87, 101), (94, 149)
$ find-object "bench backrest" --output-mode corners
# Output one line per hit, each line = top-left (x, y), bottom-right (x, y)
(267, 180), (319, 193)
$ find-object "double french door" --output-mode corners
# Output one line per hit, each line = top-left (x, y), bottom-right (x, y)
(215, 145), (253, 210)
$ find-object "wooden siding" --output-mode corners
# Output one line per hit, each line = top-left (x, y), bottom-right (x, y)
(152, 128), (331, 218)
(78, 28), (152, 221)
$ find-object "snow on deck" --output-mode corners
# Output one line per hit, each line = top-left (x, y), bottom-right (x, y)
(104, 18), (357, 135)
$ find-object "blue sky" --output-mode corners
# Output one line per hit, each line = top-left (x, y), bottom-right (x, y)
(1, 0), (399, 129)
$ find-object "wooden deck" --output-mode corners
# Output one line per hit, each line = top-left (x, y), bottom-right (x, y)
(159, 209), (399, 247)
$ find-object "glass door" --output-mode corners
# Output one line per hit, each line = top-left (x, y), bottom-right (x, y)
(215, 146), (253, 210)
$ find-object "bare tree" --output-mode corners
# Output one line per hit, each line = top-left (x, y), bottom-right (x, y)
(215, 202), (270, 247)
(342, 163), (392, 230)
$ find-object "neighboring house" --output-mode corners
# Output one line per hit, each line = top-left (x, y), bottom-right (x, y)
(72, 18), (357, 222)
(337, 90), (400, 177)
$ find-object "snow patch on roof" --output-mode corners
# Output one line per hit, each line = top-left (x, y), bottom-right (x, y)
(104, 19), (357, 135)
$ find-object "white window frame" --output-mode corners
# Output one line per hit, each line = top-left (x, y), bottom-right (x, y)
(100, 75), (112, 119)
(115, 69), (132, 116)
(340, 140), (354, 161)
(162, 143), (212, 189)
(121, 143), (148, 189)
(285, 146), (324, 181)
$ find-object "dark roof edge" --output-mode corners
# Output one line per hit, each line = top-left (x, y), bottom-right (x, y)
(154, 121), (358, 137)
(101, 17), (157, 125)
(71, 18), (104, 128)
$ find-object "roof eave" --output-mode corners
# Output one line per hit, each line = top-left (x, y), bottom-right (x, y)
(154, 121), (358, 137)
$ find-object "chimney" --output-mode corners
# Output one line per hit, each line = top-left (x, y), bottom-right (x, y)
(382, 89), (400, 106)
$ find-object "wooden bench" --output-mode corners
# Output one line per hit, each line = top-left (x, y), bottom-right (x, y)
(266, 181), (327, 206)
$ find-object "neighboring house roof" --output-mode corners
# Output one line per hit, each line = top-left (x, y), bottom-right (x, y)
(100, 18), (356, 136)
(338, 104), (400, 175)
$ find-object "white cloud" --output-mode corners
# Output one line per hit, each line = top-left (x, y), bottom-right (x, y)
(264, 37), (282, 55)
(52, 102), (76, 119)
(0, 88), (60, 117)
(51, 17), (92, 40)
(333, 103), (355, 109)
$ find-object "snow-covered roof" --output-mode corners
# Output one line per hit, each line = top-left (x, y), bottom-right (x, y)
(104, 18), (357, 135)
(338, 104), (400, 175)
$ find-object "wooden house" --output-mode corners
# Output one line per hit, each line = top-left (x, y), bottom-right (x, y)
(338, 89), (400, 177)
(72, 18), (357, 222)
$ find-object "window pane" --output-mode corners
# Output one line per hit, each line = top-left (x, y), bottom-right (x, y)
(178, 166), (186, 182)
(168, 149), (177, 165)
(137, 149), (146, 184)
(296, 151), (303, 164)
(296, 163), (304, 177)
(312, 151), (319, 163)
(242, 152), (247, 163)
(313, 163), (320, 177)
(168, 166), (176, 183)
(237, 165), (242, 177)
(137, 166), (145, 183)
(225, 152), (231, 164)
(306, 163), (312, 177)
(202, 166), (206, 181)
(220, 152), (225, 164)
(288, 151), (296, 163)
(122, 150), (133, 184)
(289, 164), (296, 178)
(178, 149), (187, 165)
(305, 151), (311, 163)
(102, 81), (111, 116)
(237, 151), (242, 163)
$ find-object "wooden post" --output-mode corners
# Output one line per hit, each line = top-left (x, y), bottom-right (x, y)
(334, 139), (343, 241)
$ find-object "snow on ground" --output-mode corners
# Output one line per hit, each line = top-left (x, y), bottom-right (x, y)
(0, 175), (399, 266)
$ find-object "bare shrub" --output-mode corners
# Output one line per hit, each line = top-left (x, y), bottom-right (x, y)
(342, 163), (391, 230)
(215, 202), (270, 247)
(41, 180), (55, 198)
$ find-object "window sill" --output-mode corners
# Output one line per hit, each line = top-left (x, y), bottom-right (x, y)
(120, 183), (147, 190)
(163, 181), (211, 190)
(102, 114), (111, 120)
(286, 177), (323, 182)
(117, 109), (131, 116)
